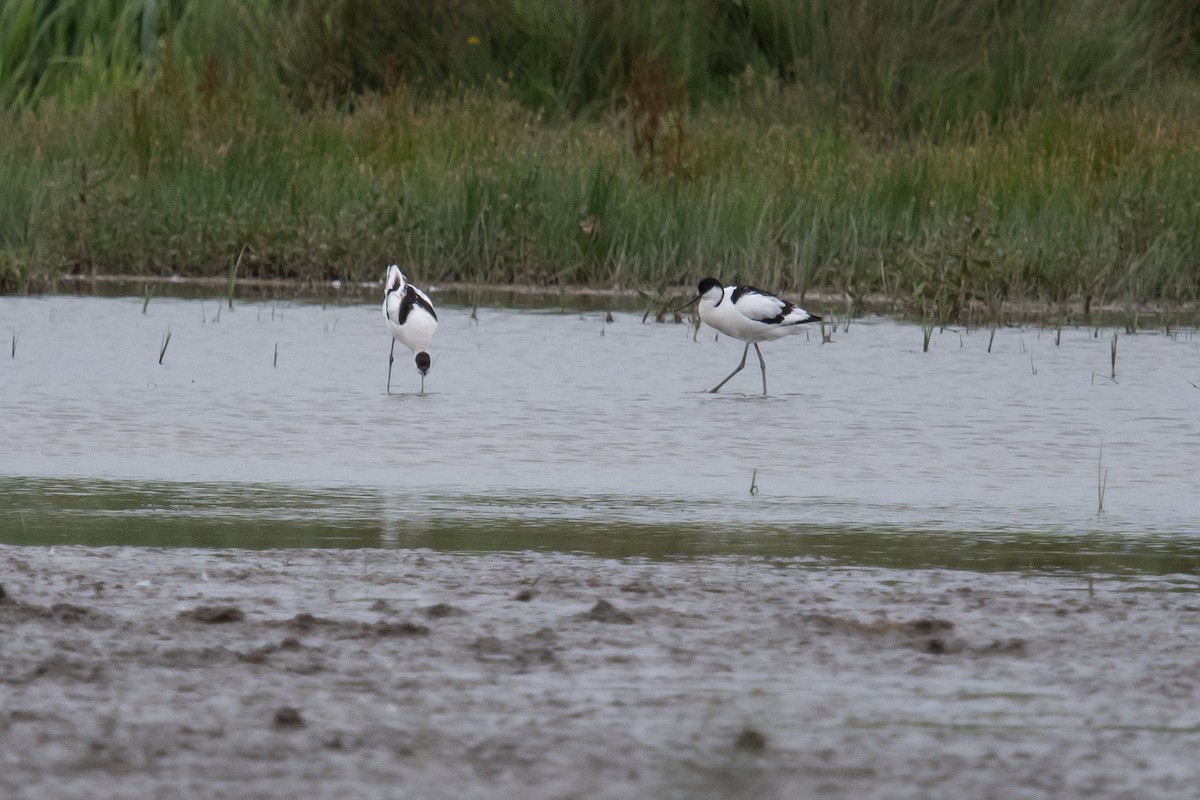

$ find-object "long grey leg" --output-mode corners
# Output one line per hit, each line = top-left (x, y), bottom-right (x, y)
(709, 342), (751, 393)
(387, 339), (395, 395)
(753, 342), (767, 395)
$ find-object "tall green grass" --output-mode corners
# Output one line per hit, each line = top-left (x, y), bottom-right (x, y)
(1, 0), (1198, 318)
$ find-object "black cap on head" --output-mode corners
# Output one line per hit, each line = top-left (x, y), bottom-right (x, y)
(697, 277), (721, 294)
(415, 352), (431, 375)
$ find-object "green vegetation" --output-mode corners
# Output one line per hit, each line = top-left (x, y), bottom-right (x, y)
(2, 0), (1199, 320)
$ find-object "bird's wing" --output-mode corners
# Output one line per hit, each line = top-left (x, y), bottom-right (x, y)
(411, 286), (437, 320)
(396, 285), (438, 325)
(730, 286), (791, 323)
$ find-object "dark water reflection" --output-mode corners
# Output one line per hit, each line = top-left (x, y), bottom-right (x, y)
(4, 477), (1199, 578)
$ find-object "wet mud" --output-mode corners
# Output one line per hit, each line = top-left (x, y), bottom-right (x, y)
(3, 546), (1199, 799)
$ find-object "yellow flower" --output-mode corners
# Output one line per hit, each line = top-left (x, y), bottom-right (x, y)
(467, 36), (481, 46)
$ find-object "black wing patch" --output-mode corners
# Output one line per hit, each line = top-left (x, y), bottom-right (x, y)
(398, 286), (437, 324)
(730, 285), (766, 303)
(731, 285), (792, 324)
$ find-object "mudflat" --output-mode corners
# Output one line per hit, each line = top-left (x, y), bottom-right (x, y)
(2, 545), (1197, 799)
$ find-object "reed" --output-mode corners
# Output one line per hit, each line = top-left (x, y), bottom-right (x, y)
(228, 245), (245, 310)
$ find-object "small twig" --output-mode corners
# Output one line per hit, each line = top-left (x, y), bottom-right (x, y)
(749, 468), (759, 496)
(158, 330), (171, 365)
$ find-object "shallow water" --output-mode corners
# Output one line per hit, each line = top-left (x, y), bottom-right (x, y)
(3, 294), (1199, 571)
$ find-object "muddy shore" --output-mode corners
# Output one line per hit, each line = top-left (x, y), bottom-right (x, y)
(2, 546), (1197, 799)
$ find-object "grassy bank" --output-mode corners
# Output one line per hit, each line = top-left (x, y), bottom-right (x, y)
(2, 1), (1199, 321)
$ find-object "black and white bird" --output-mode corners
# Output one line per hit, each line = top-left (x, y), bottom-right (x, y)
(675, 277), (821, 395)
(383, 264), (438, 394)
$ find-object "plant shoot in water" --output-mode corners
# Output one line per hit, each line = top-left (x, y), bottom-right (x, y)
(1110, 332), (1118, 380)
(158, 330), (171, 365)
(1097, 440), (1109, 513)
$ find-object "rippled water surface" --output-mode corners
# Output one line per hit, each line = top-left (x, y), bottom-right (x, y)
(3, 294), (1199, 571)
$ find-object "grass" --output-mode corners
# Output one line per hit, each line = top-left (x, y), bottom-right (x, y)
(3, 89), (1197, 318)
(1, 1), (1199, 321)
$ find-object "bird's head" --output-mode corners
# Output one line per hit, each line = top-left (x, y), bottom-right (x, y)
(671, 276), (723, 313)
(415, 351), (431, 376)
(696, 277), (722, 298)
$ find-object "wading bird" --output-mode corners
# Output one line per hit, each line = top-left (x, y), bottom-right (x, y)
(383, 265), (437, 394)
(674, 277), (821, 395)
